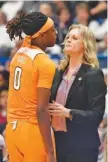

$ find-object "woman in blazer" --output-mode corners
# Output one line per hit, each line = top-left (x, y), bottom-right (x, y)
(49, 24), (107, 162)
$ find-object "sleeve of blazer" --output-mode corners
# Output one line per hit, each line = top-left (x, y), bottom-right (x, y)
(70, 68), (107, 127)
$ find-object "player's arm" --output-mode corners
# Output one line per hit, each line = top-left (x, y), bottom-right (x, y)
(35, 55), (56, 155)
(37, 87), (54, 154)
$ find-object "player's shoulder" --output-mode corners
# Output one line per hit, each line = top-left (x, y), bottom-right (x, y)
(35, 53), (55, 67)
(35, 53), (51, 62)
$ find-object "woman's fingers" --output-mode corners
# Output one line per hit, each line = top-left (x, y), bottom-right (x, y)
(48, 106), (54, 109)
(49, 109), (62, 115)
(48, 105), (54, 109)
(49, 105), (60, 110)
(49, 103), (60, 106)
(50, 101), (60, 106)
(49, 112), (61, 116)
(49, 109), (59, 113)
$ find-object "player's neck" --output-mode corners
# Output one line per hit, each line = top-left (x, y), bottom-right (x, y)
(31, 39), (46, 51)
(35, 44), (46, 51)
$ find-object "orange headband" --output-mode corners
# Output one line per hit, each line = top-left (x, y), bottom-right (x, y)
(32, 17), (54, 38)
(22, 17), (54, 47)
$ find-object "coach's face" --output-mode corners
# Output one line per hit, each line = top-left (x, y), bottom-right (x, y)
(64, 28), (84, 56)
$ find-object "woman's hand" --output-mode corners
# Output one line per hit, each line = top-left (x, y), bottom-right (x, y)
(48, 101), (70, 118)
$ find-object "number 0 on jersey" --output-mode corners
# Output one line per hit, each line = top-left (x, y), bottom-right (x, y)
(14, 67), (22, 90)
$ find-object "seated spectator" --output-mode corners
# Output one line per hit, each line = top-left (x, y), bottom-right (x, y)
(97, 33), (107, 68)
(97, 32), (108, 56)
(46, 44), (62, 65)
(0, 105), (6, 127)
(39, 3), (58, 22)
(1, 1), (24, 21)
(0, 86), (8, 112)
(52, 1), (68, 12)
(0, 71), (9, 89)
(0, 66), (4, 73)
(88, 1), (107, 41)
(89, 19), (108, 41)
(73, 2), (107, 41)
(21, 1), (38, 13)
(0, 11), (14, 48)
(57, 8), (72, 43)
(0, 86), (8, 161)
(73, 2), (90, 26)
(4, 39), (22, 72)
(9, 39), (22, 60)
(88, 1), (107, 22)
(39, 3), (54, 18)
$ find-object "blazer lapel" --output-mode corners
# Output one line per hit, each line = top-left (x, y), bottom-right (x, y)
(66, 64), (88, 104)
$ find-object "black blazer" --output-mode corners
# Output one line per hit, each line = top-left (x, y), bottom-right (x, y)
(50, 64), (107, 154)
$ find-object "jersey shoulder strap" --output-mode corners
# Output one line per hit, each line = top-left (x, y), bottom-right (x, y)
(17, 47), (45, 60)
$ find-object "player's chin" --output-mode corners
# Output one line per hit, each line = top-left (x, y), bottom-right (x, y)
(49, 40), (56, 47)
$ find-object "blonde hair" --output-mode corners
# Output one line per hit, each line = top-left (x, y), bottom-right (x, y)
(59, 24), (99, 70)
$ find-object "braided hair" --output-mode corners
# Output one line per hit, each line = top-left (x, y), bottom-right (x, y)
(6, 11), (48, 40)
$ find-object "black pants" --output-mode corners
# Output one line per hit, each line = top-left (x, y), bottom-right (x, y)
(56, 148), (99, 162)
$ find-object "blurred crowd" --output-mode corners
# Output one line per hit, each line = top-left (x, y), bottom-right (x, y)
(0, 1), (107, 162)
